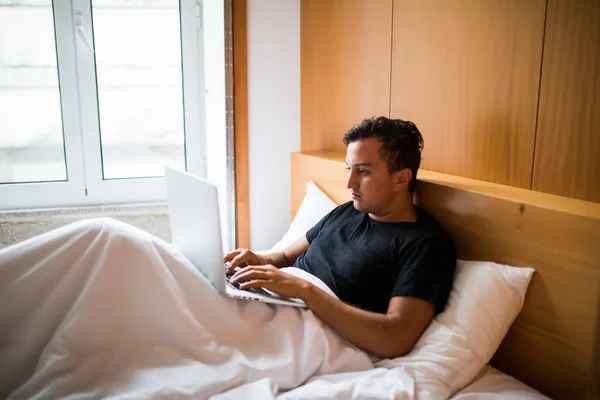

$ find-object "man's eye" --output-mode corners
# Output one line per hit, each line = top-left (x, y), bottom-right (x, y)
(345, 167), (350, 171)
(358, 169), (368, 175)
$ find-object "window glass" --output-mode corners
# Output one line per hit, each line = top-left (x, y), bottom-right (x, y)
(0, 0), (67, 184)
(92, 0), (185, 179)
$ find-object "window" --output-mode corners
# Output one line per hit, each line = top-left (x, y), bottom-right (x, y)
(90, 0), (188, 180)
(1, 0), (67, 184)
(0, 0), (214, 210)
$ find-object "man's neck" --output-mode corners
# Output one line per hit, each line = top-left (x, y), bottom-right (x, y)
(368, 196), (418, 223)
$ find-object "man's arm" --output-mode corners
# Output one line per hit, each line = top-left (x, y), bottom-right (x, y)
(303, 286), (434, 359)
(230, 265), (435, 359)
(224, 236), (310, 273)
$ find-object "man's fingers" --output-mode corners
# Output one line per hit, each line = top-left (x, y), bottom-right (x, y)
(224, 262), (234, 275)
(231, 268), (271, 284)
(225, 265), (240, 275)
(231, 264), (271, 279)
(228, 252), (250, 272)
(223, 250), (242, 263)
(226, 261), (252, 276)
(239, 279), (268, 290)
(230, 270), (263, 283)
(225, 259), (238, 274)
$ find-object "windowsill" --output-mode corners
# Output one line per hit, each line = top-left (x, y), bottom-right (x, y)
(0, 202), (168, 220)
(0, 203), (171, 249)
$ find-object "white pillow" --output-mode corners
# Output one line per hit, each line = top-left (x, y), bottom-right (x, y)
(377, 260), (534, 399)
(270, 182), (338, 252)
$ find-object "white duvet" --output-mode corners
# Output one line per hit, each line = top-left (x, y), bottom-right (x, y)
(0, 218), (445, 399)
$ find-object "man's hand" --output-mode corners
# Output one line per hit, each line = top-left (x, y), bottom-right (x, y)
(223, 249), (270, 275)
(223, 237), (311, 275)
(229, 264), (311, 299)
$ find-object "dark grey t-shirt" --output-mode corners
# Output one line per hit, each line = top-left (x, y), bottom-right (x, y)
(294, 202), (456, 314)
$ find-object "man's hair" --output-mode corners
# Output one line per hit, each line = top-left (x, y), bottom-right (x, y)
(343, 116), (424, 193)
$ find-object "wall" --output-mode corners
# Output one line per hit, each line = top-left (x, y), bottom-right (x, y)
(247, 0), (301, 250)
(390, 0), (545, 189)
(531, 0), (600, 202)
(300, 0), (393, 152)
(301, 0), (600, 203)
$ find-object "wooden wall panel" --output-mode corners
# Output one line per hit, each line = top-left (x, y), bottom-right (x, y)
(390, 0), (546, 188)
(532, 0), (600, 203)
(301, 0), (392, 153)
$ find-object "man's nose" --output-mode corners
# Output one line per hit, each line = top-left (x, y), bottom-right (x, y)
(346, 171), (357, 189)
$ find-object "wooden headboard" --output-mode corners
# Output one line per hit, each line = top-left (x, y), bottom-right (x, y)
(291, 151), (600, 399)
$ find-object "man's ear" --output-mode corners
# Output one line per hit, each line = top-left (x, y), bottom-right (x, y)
(397, 168), (412, 188)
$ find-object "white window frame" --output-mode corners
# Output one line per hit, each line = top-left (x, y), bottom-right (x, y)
(0, 0), (206, 210)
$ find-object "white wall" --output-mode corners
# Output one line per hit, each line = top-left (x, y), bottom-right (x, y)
(247, 0), (300, 250)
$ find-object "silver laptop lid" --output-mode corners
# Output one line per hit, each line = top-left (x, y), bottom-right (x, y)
(165, 166), (226, 293)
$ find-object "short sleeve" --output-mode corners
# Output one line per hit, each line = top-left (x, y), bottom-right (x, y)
(390, 236), (457, 314)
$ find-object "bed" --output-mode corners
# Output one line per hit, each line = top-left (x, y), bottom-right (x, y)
(291, 151), (600, 399)
(1, 151), (598, 399)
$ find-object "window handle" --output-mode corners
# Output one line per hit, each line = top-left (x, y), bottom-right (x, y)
(74, 12), (95, 53)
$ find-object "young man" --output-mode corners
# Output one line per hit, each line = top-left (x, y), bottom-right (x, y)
(225, 117), (456, 359)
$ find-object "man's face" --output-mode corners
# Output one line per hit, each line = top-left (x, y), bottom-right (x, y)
(345, 138), (401, 215)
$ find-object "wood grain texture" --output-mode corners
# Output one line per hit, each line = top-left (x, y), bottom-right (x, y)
(301, 0), (393, 153)
(291, 152), (349, 221)
(233, 0), (250, 248)
(532, 0), (600, 203)
(390, 0), (546, 188)
(291, 151), (600, 399)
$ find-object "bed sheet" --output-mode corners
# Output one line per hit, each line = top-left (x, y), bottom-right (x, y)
(1, 218), (549, 400)
(451, 365), (550, 399)
(1, 218), (436, 399)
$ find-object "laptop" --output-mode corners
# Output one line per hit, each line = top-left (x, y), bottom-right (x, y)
(165, 166), (306, 308)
